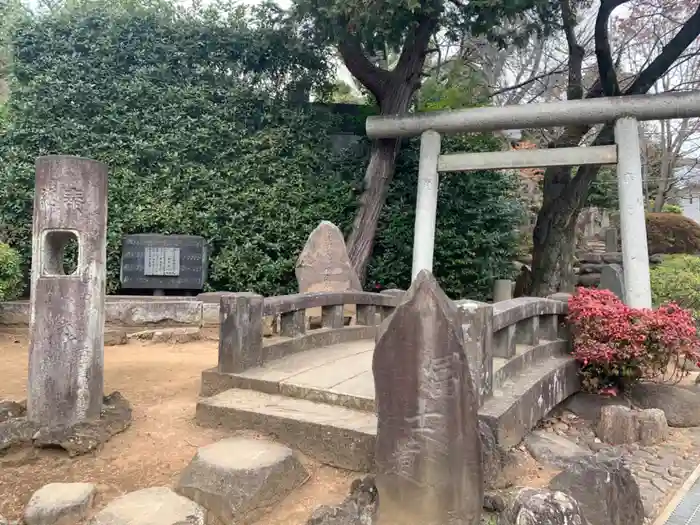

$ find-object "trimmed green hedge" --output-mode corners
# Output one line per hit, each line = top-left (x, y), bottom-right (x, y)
(650, 254), (700, 316)
(0, 243), (23, 300)
(0, 0), (523, 301)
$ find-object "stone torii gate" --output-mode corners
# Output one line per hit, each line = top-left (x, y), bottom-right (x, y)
(365, 90), (700, 308)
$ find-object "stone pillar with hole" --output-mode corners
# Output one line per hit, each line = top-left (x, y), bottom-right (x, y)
(27, 155), (108, 429)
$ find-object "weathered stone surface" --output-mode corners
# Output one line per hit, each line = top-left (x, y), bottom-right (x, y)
(152, 327), (201, 344)
(306, 476), (378, 525)
(107, 300), (203, 327)
(498, 488), (585, 525)
(33, 392), (132, 456)
(599, 264), (624, 301)
(458, 301), (494, 405)
(563, 392), (631, 422)
(629, 383), (700, 427)
(0, 416), (36, 452)
(24, 482), (96, 525)
(480, 420), (504, 489)
(0, 400), (25, 422)
(605, 228), (618, 253)
(89, 487), (205, 525)
(597, 406), (637, 445)
(579, 263), (604, 275)
(295, 221), (361, 323)
(513, 266), (532, 299)
(373, 270), (482, 525)
(296, 221), (361, 293)
(28, 155), (108, 430)
(549, 455), (644, 525)
(218, 293), (264, 374)
(104, 329), (127, 346)
(524, 431), (591, 467)
(636, 409), (668, 445)
(176, 437), (308, 524)
(577, 273), (600, 286)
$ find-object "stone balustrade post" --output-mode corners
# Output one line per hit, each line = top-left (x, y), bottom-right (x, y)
(218, 293), (264, 373)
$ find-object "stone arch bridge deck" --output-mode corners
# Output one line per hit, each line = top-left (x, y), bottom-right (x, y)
(195, 290), (581, 472)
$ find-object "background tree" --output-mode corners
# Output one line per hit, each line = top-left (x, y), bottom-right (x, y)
(293, 0), (558, 281)
(614, 0), (700, 211)
(527, 0), (700, 295)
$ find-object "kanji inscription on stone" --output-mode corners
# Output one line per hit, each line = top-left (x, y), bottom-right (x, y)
(28, 155), (108, 430)
(373, 270), (483, 525)
(144, 246), (180, 276)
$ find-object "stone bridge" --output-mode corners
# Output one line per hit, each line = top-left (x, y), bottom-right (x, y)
(196, 290), (580, 471)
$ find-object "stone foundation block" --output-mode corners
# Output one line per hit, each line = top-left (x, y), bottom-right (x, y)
(176, 437), (308, 524)
(24, 483), (96, 525)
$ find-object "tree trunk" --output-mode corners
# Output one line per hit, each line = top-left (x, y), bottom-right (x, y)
(346, 137), (402, 282)
(530, 200), (579, 296)
(346, 82), (414, 282)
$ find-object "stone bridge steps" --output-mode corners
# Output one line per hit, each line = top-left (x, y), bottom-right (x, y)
(481, 354), (580, 449)
(196, 337), (580, 471)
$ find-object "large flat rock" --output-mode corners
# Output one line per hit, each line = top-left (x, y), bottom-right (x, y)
(176, 437), (308, 524)
(89, 487), (205, 525)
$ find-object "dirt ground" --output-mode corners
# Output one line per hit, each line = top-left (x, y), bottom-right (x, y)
(0, 331), (353, 523)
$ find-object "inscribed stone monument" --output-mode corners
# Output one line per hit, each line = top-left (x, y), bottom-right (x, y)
(120, 234), (208, 291)
(295, 221), (361, 322)
(27, 156), (108, 429)
(600, 264), (625, 302)
(373, 270), (483, 525)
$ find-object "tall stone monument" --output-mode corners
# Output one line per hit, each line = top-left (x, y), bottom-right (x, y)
(373, 270), (483, 525)
(295, 221), (362, 323)
(27, 156), (108, 429)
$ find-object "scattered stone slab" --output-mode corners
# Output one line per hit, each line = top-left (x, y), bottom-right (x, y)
(0, 400), (25, 422)
(24, 482), (96, 525)
(89, 487), (205, 525)
(306, 476), (378, 525)
(126, 327), (202, 344)
(628, 383), (700, 427)
(563, 392), (632, 422)
(498, 488), (585, 525)
(176, 437), (308, 524)
(104, 329), (127, 346)
(549, 455), (644, 525)
(153, 327), (202, 344)
(373, 270), (483, 525)
(524, 430), (592, 468)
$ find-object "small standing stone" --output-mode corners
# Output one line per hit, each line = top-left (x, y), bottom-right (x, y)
(597, 406), (637, 445)
(636, 409), (668, 445)
(295, 221), (361, 323)
(599, 264), (625, 302)
(373, 270), (482, 525)
(24, 482), (96, 525)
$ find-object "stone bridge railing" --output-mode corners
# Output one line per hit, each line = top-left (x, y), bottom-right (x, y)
(457, 296), (570, 407)
(211, 290), (404, 374)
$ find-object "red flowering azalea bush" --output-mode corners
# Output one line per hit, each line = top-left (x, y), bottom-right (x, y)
(568, 287), (700, 394)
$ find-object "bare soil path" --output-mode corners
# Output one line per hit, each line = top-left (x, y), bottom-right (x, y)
(0, 332), (351, 523)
